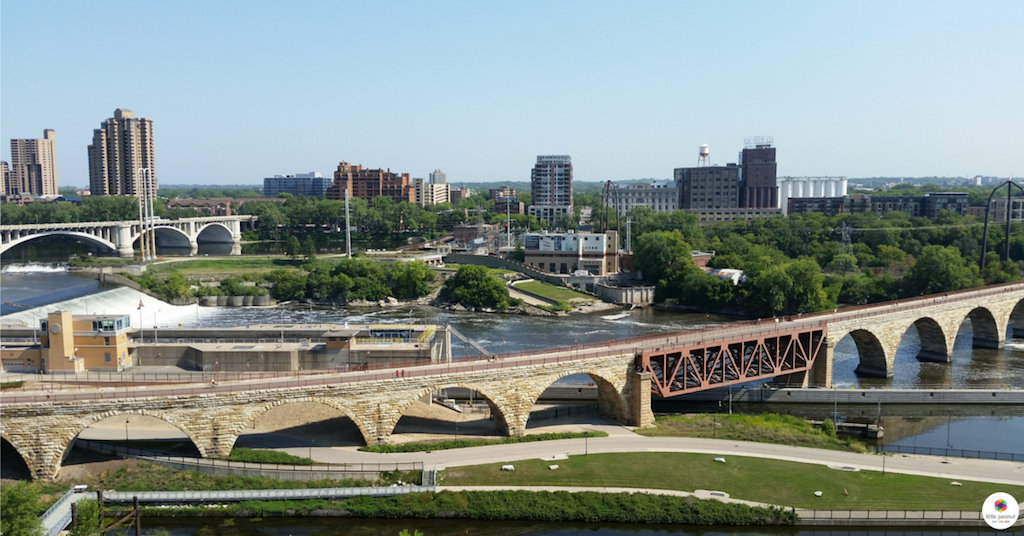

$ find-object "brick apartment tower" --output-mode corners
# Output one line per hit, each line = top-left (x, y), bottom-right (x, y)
(9, 129), (58, 196)
(87, 109), (156, 196)
(326, 161), (414, 203)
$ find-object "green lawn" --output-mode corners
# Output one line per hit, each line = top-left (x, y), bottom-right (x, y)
(637, 414), (869, 452)
(441, 452), (1023, 511)
(148, 257), (297, 275)
(515, 280), (595, 304)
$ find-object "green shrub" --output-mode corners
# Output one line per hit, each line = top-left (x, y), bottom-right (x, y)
(226, 448), (314, 465)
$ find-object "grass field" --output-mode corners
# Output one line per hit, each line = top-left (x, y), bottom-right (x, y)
(515, 280), (595, 304)
(637, 413), (869, 452)
(148, 257), (298, 275)
(441, 452), (1023, 510)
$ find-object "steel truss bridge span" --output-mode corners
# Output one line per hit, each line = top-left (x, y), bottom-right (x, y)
(640, 321), (826, 397)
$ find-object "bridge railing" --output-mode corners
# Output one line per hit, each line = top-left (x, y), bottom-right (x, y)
(74, 439), (423, 477)
(794, 509), (985, 523)
(880, 443), (1024, 462)
(2, 323), (830, 403)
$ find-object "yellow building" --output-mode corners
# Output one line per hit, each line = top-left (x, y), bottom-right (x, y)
(35, 311), (134, 372)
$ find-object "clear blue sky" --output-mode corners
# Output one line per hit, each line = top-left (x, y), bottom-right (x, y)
(2, 1), (1022, 188)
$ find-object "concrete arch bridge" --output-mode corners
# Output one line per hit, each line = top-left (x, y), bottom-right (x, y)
(0, 215), (256, 258)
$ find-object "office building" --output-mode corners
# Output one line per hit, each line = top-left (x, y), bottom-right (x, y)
(412, 177), (450, 207)
(9, 129), (58, 196)
(263, 172), (332, 197)
(528, 155), (573, 223)
(449, 186), (472, 204)
(739, 139), (777, 209)
(88, 109), (156, 196)
(326, 161), (414, 203)
(522, 231), (620, 275)
(430, 168), (446, 184)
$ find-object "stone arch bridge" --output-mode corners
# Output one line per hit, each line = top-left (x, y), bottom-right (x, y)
(0, 215), (256, 258)
(2, 283), (1022, 480)
(2, 350), (652, 480)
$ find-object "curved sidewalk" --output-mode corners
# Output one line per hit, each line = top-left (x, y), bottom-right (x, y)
(289, 429), (1024, 487)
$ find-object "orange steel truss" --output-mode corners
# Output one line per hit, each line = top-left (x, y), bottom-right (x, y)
(639, 321), (827, 397)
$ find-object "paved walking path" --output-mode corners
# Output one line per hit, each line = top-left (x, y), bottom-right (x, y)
(278, 424), (1024, 486)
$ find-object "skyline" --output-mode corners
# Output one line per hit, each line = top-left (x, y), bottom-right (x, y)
(2, 1), (1023, 188)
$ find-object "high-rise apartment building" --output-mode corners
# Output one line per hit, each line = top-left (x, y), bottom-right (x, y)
(528, 155), (573, 223)
(326, 161), (414, 203)
(9, 129), (58, 196)
(739, 139), (777, 209)
(263, 172), (332, 197)
(429, 168), (446, 184)
(87, 109), (156, 196)
(0, 160), (9, 196)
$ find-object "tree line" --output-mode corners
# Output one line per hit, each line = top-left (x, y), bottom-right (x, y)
(628, 209), (1022, 317)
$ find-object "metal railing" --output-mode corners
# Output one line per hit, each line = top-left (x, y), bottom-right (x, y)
(40, 487), (77, 536)
(795, 508), (984, 522)
(880, 443), (1024, 462)
(102, 484), (431, 504)
(530, 404), (599, 421)
(75, 439), (422, 476)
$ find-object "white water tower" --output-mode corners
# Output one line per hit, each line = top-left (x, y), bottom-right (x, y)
(698, 144), (710, 166)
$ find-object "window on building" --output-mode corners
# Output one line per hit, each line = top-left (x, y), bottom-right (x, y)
(104, 337), (110, 346)
(104, 352), (111, 363)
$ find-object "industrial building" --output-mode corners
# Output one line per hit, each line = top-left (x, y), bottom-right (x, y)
(522, 230), (620, 275)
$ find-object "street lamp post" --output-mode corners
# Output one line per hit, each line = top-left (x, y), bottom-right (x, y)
(124, 418), (130, 455)
(584, 431), (589, 456)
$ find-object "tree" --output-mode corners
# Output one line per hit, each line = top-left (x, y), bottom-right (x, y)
(303, 236), (317, 261)
(389, 261), (436, 300)
(632, 230), (692, 286)
(902, 245), (982, 296)
(440, 265), (514, 309)
(0, 481), (43, 536)
(285, 235), (301, 260)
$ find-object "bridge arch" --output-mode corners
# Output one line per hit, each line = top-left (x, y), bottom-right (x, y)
(901, 317), (949, 363)
(0, 231), (118, 256)
(145, 225), (193, 249)
(237, 398), (374, 449)
(196, 222), (234, 243)
(53, 410), (208, 478)
(1010, 299), (1024, 339)
(849, 329), (890, 378)
(965, 307), (1001, 349)
(525, 370), (626, 428)
(390, 383), (517, 441)
(1, 433), (34, 480)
